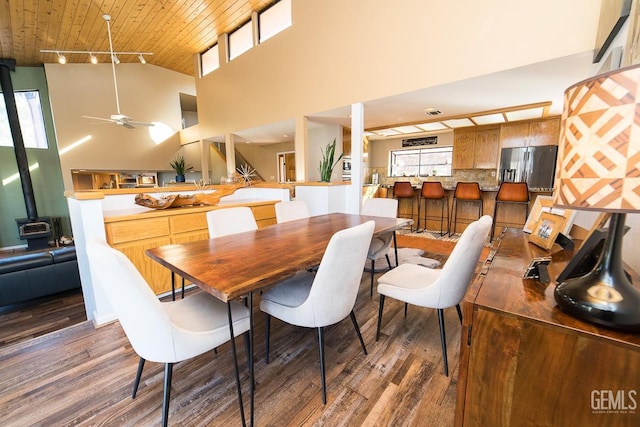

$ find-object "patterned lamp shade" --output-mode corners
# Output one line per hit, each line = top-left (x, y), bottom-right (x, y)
(554, 63), (640, 212)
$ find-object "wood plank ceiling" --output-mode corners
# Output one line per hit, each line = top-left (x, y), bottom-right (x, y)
(0, 0), (274, 76)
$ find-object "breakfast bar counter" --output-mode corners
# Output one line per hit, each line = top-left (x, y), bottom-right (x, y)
(381, 182), (551, 235)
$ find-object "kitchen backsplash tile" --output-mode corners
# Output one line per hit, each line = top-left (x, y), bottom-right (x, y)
(366, 167), (499, 189)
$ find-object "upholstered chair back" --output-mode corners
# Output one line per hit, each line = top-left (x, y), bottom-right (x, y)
(293, 221), (374, 327)
(361, 198), (398, 218)
(275, 200), (311, 223)
(206, 206), (258, 238)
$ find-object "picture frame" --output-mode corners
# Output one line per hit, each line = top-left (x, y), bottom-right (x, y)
(594, 0), (632, 63)
(523, 195), (575, 236)
(528, 212), (565, 250)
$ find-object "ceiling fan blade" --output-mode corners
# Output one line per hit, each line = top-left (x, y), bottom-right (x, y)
(128, 120), (155, 127)
(82, 115), (115, 122)
(121, 122), (135, 129)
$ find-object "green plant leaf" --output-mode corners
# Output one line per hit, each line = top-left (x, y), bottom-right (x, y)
(318, 138), (343, 182)
(169, 155), (193, 175)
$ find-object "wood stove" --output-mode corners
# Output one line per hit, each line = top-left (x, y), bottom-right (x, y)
(16, 217), (52, 250)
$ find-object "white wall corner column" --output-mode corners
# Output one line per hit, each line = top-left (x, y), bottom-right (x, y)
(295, 116), (308, 182)
(295, 183), (349, 216)
(66, 194), (115, 326)
(225, 133), (236, 177)
(348, 103), (364, 214)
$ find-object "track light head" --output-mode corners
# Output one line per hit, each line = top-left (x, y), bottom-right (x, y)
(89, 53), (98, 64)
(138, 54), (146, 64)
(56, 52), (67, 64)
(112, 54), (120, 64)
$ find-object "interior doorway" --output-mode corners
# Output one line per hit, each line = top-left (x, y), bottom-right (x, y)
(277, 151), (296, 182)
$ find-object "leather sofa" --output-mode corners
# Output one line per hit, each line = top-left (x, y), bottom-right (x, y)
(0, 246), (81, 307)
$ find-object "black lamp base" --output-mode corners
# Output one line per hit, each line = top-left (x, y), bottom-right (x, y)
(554, 213), (640, 332)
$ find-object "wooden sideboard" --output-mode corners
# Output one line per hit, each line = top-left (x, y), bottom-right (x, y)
(455, 228), (640, 426)
(104, 200), (277, 294)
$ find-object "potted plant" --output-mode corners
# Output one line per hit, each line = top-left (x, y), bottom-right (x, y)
(169, 155), (193, 182)
(319, 139), (344, 182)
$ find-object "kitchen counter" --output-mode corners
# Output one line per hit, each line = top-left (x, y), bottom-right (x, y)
(68, 181), (294, 196)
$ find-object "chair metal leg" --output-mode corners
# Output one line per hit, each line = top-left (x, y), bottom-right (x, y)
(227, 302), (247, 427)
(350, 310), (367, 355)
(456, 304), (463, 324)
(162, 362), (173, 427)
(370, 259), (375, 298)
(385, 254), (392, 270)
(441, 197), (450, 236)
(248, 292), (255, 421)
(437, 309), (449, 377)
(171, 272), (176, 301)
(317, 327), (327, 404)
(132, 357), (145, 398)
(393, 231), (398, 267)
(404, 302), (408, 318)
(264, 313), (271, 364)
(243, 331), (251, 368)
(450, 199), (457, 237)
(491, 200), (499, 241)
(376, 294), (386, 341)
(181, 277), (185, 299)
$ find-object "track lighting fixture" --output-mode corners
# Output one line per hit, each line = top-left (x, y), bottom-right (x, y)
(41, 50), (153, 64)
(41, 14), (151, 66)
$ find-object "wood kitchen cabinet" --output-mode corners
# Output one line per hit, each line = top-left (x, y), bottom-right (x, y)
(453, 126), (500, 169)
(500, 116), (561, 148)
(104, 200), (277, 294)
(455, 229), (640, 427)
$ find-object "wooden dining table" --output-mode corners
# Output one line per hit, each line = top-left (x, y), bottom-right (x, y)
(145, 212), (411, 426)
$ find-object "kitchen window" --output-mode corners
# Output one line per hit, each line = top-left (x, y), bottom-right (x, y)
(0, 90), (48, 149)
(389, 146), (452, 177)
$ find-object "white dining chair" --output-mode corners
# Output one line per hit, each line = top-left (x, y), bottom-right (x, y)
(260, 221), (375, 404)
(86, 238), (251, 427)
(375, 215), (492, 376)
(275, 200), (310, 223)
(206, 206), (258, 237)
(361, 197), (399, 297)
(170, 206), (258, 301)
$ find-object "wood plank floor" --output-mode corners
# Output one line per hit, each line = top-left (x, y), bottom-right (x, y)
(0, 235), (472, 426)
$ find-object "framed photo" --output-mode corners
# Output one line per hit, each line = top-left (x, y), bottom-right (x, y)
(523, 195), (575, 236)
(594, 0), (631, 63)
(528, 212), (564, 250)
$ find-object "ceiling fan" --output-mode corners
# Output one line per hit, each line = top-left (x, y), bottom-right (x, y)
(83, 15), (153, 129)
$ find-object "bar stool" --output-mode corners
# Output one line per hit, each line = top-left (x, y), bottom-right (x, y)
(393, 181), (416, 232)
(491, 182), (530, 241)
(450, 182), (482, 237)
(419, 182), (449, 236)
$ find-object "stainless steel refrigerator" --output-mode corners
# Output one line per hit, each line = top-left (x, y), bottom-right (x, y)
(499, 146), (558, 190)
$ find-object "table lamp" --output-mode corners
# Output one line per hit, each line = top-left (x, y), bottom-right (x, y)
(553, 63), (640, 332)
